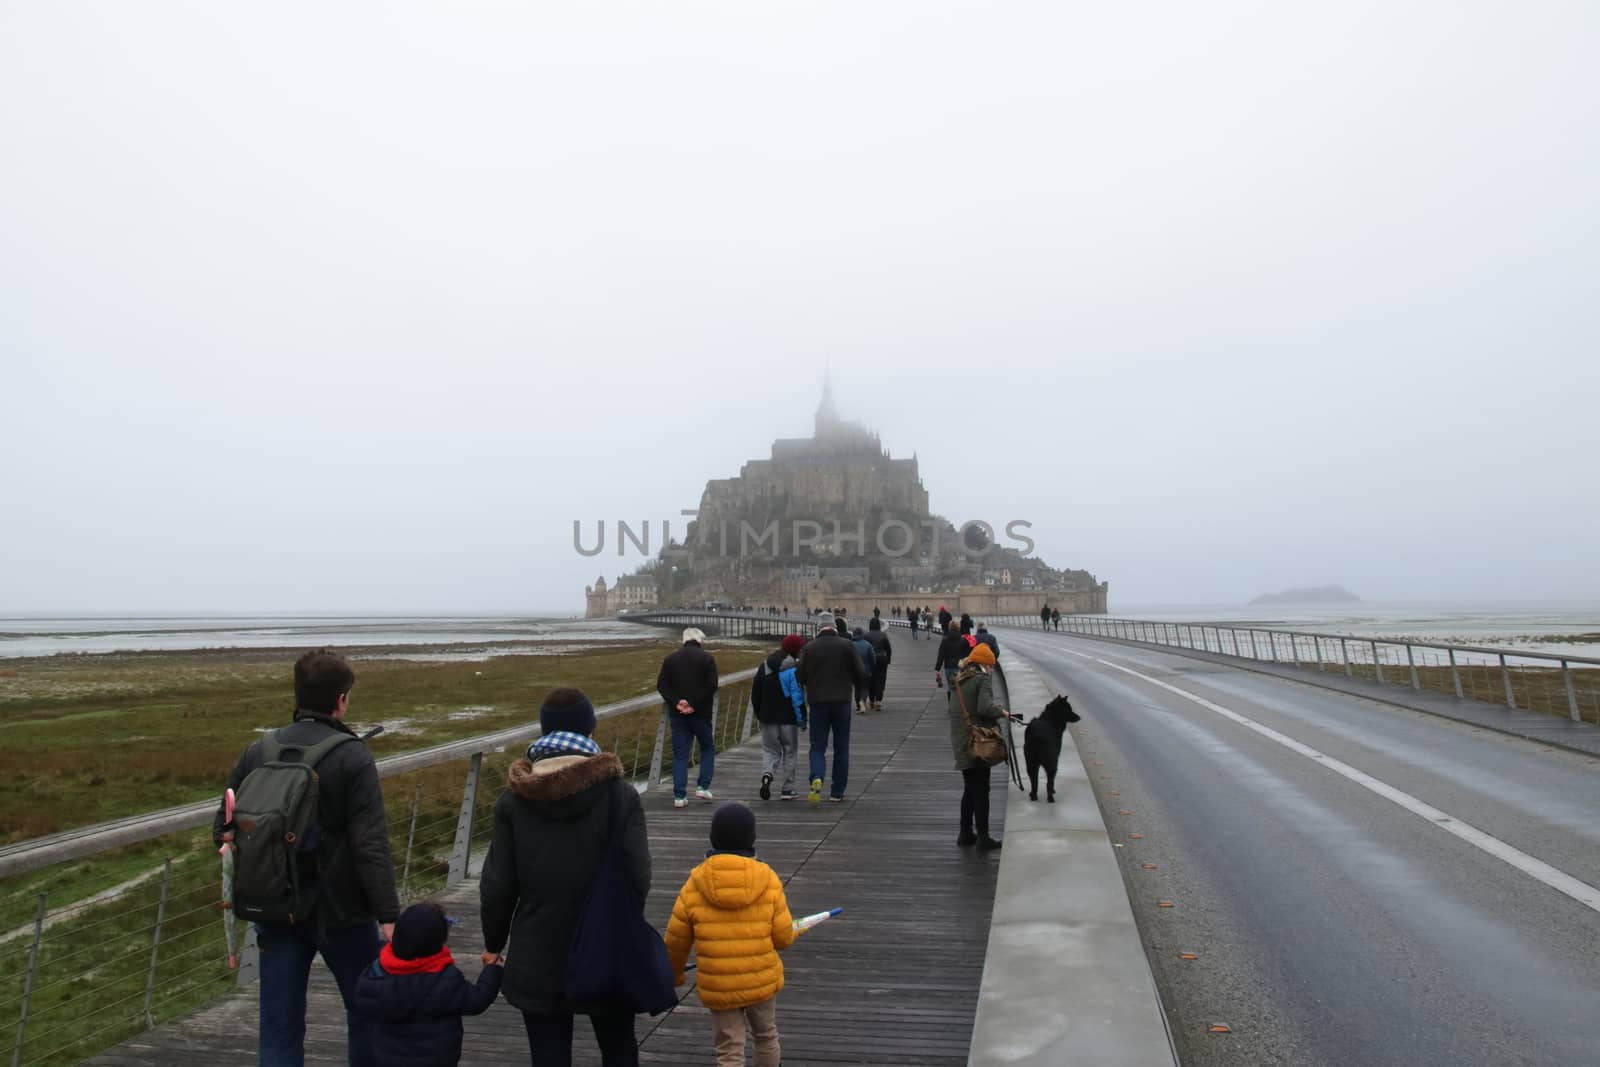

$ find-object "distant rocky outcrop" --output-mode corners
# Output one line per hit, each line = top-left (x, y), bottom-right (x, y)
(1249, 584), (1361, 606)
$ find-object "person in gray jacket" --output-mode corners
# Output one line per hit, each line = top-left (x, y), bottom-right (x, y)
(796, 621), (868, 804)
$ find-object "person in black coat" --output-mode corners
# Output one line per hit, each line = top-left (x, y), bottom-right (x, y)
(935, 626), (971, 693)
(353, 902), (502, 1067)
(657, 628), (720, 806)
(796, 622), (870, 802)
(479, 688), (651, 1066)
(937, 606), (953, 633)
(958, 612), (974, 636)
(975, 624), (999, 660)
(863, 618), (893, 711)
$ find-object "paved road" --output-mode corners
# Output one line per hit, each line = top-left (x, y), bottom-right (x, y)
(999, 628), (1600, 1067)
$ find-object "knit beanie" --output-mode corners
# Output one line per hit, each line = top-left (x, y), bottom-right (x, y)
(539, 687), (597, 737)
(967, 643), (997, 666)
(392, 902), (448, 960)
(781, 634), (806, 657)
(709, 802), (757, 857)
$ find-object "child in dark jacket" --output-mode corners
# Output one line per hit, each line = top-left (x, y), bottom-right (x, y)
(353, 901), (503, 1067)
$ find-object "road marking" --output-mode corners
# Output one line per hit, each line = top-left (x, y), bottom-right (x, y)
(1047, 644), (1600, 914)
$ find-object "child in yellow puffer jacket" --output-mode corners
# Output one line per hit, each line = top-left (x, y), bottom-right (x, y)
(665, 802), (796, 1067)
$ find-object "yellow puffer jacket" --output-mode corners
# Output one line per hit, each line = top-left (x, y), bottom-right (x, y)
(664, 853), (796, 1011)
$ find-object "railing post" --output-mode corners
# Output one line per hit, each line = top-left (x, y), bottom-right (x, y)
(1341, 637), (1352, 677)
(1250, 630), (1262, 660)
(1314, 636), (1324, 671)
(1449, 648), (1463, 698)
(740, 683), (756, 742)
(237, 922), (259, 988)
(143, 857), (172, 1029)
(400, 784), (421, 900)
(1562, 660), (1580, 721)
(447, 752), (484, 886)
(646, 707), (668, 789)
(1407, 645), (1420, 690)
(1373, 641), (1385, 684)
(1500, 653), (1515, 709)
(11, 892), (46, 1067)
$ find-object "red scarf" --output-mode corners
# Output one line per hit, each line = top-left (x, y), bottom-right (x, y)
(379, 943), (454, 975)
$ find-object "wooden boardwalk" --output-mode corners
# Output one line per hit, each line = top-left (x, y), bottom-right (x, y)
(87, 636), (1007, 1066)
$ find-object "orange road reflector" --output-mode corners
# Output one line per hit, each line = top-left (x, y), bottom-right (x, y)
(1179, 952), (1198, 960)
(1141, 863), (1158, 869)
(1208, 1024), (1231, 1034)
(1118, 809), (1133, 815)
(1157, 900), (1175, 908)
(1129, 833), (1143, 839)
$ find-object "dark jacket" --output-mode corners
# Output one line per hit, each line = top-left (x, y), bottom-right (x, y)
(752, 650), (803, 727)
(976, 630), (999, 659)
(851, 636), (875, 674)
(796, 630), (868, 705)
(949, 665), (1004, 771)
(938, 609), (952, 631)
(213, 711), (400, 926)
(352, 955), (502, 1066)
(863, 629), (892, 672)
(657, 642), (719, 720)
(959, 614), (974, 635)
(935, 630), (971, 673)
(478, 753), (650, 1015)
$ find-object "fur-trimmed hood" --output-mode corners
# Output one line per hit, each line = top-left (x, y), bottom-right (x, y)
(505, 751), (624, 819)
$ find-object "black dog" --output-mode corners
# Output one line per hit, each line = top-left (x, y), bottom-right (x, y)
(1023, 694), (1080, 802)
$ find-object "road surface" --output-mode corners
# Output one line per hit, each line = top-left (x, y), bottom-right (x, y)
(999, 628), (1600, 1067)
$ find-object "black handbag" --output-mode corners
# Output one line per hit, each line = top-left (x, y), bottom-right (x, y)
(565, 782), (678, 1014)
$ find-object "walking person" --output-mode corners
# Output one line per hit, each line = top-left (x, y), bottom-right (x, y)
(949, 643), (1005, 851)
(752, 635), (807, 801)
(937, 605), (953, 633)
(352, 901), (503, 1067)
(850, 626), (876, 714)
(1040, 604), (1051, 630)
(214, 649), (399, 1067)
(1051, 608), (1061, 631)
(958, 612), (974, 637)
(974, 623), (999, 660)
(665, 804), (797, 1067)
(479, 687), (652, 1066)
(864, 618), (892, 712)
(935, 623), (969, 694)
(796, 620), (868, 803)
(658, 627), (719, 808)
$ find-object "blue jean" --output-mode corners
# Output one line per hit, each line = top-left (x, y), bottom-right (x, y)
(671, 712), (715, 799)
(256, 919), (379, 1067)
(808, 701), (852, 798)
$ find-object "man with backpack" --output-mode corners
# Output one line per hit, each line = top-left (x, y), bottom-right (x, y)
(214, 649), (399, 1067)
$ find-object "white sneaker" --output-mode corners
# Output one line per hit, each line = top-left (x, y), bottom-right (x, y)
(695, 787), (715, 801)
(673, 797), (688, 808)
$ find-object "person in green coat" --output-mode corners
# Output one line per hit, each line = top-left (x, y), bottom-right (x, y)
(947, 642), (1004, 851)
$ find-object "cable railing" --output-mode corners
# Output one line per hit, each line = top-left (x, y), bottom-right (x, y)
(0, 668), (758, 1067)
(983, 613), (1600, 725)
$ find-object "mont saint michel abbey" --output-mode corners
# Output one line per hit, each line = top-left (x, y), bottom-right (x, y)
(586, 380), (1108, 618)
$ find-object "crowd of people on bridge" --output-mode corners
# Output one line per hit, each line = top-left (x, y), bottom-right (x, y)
(215, 606), (1011, 1066)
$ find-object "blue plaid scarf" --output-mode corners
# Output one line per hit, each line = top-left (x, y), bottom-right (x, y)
(527, 731), (602, 761)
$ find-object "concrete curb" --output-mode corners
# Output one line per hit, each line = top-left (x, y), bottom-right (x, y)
(967, 654), (1178, 1067)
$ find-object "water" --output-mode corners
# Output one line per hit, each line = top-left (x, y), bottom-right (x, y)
(0, 614), (655, 658)
(1111, 601), (1600, 659)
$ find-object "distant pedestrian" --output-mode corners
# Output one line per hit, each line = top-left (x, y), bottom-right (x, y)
(752, 635), (807, 801)
(1040, 604), (1051, 630)
(938, 605), (952, 633)
(796, 621), (868, 803)
(353, 902), (503, 1067)
(479, 687), (651, 1065)
(850, 627), (875, 714)
(214, 649), (399, 1067)
(1051, 609), (1061, 631)
(658, 628), (720, 808)
(958, 612), (974, 636)
(665, 803), (796, 1067)
(975, 624), (999, 661)
(872, 605), (881, 621)
(949, 643), (1004, 851)
(864, 618), (893, 711)
(935, 625), (969, 693)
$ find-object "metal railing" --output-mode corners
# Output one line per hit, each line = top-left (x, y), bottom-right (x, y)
(983, 614), (1600, 725)
(0, 668), (758, 1067)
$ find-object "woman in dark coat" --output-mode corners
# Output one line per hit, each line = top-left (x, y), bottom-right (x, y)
(479, 688), (651, 1066)
(947, 643), (1004, 851)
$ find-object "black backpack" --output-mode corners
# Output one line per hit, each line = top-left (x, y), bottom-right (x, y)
(229, 729), (356, 926)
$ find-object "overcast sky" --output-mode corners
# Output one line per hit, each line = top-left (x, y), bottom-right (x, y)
(3, 1), (1596, 614)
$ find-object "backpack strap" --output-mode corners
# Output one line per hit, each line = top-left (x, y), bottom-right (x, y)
(260, 728), (358, 767)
